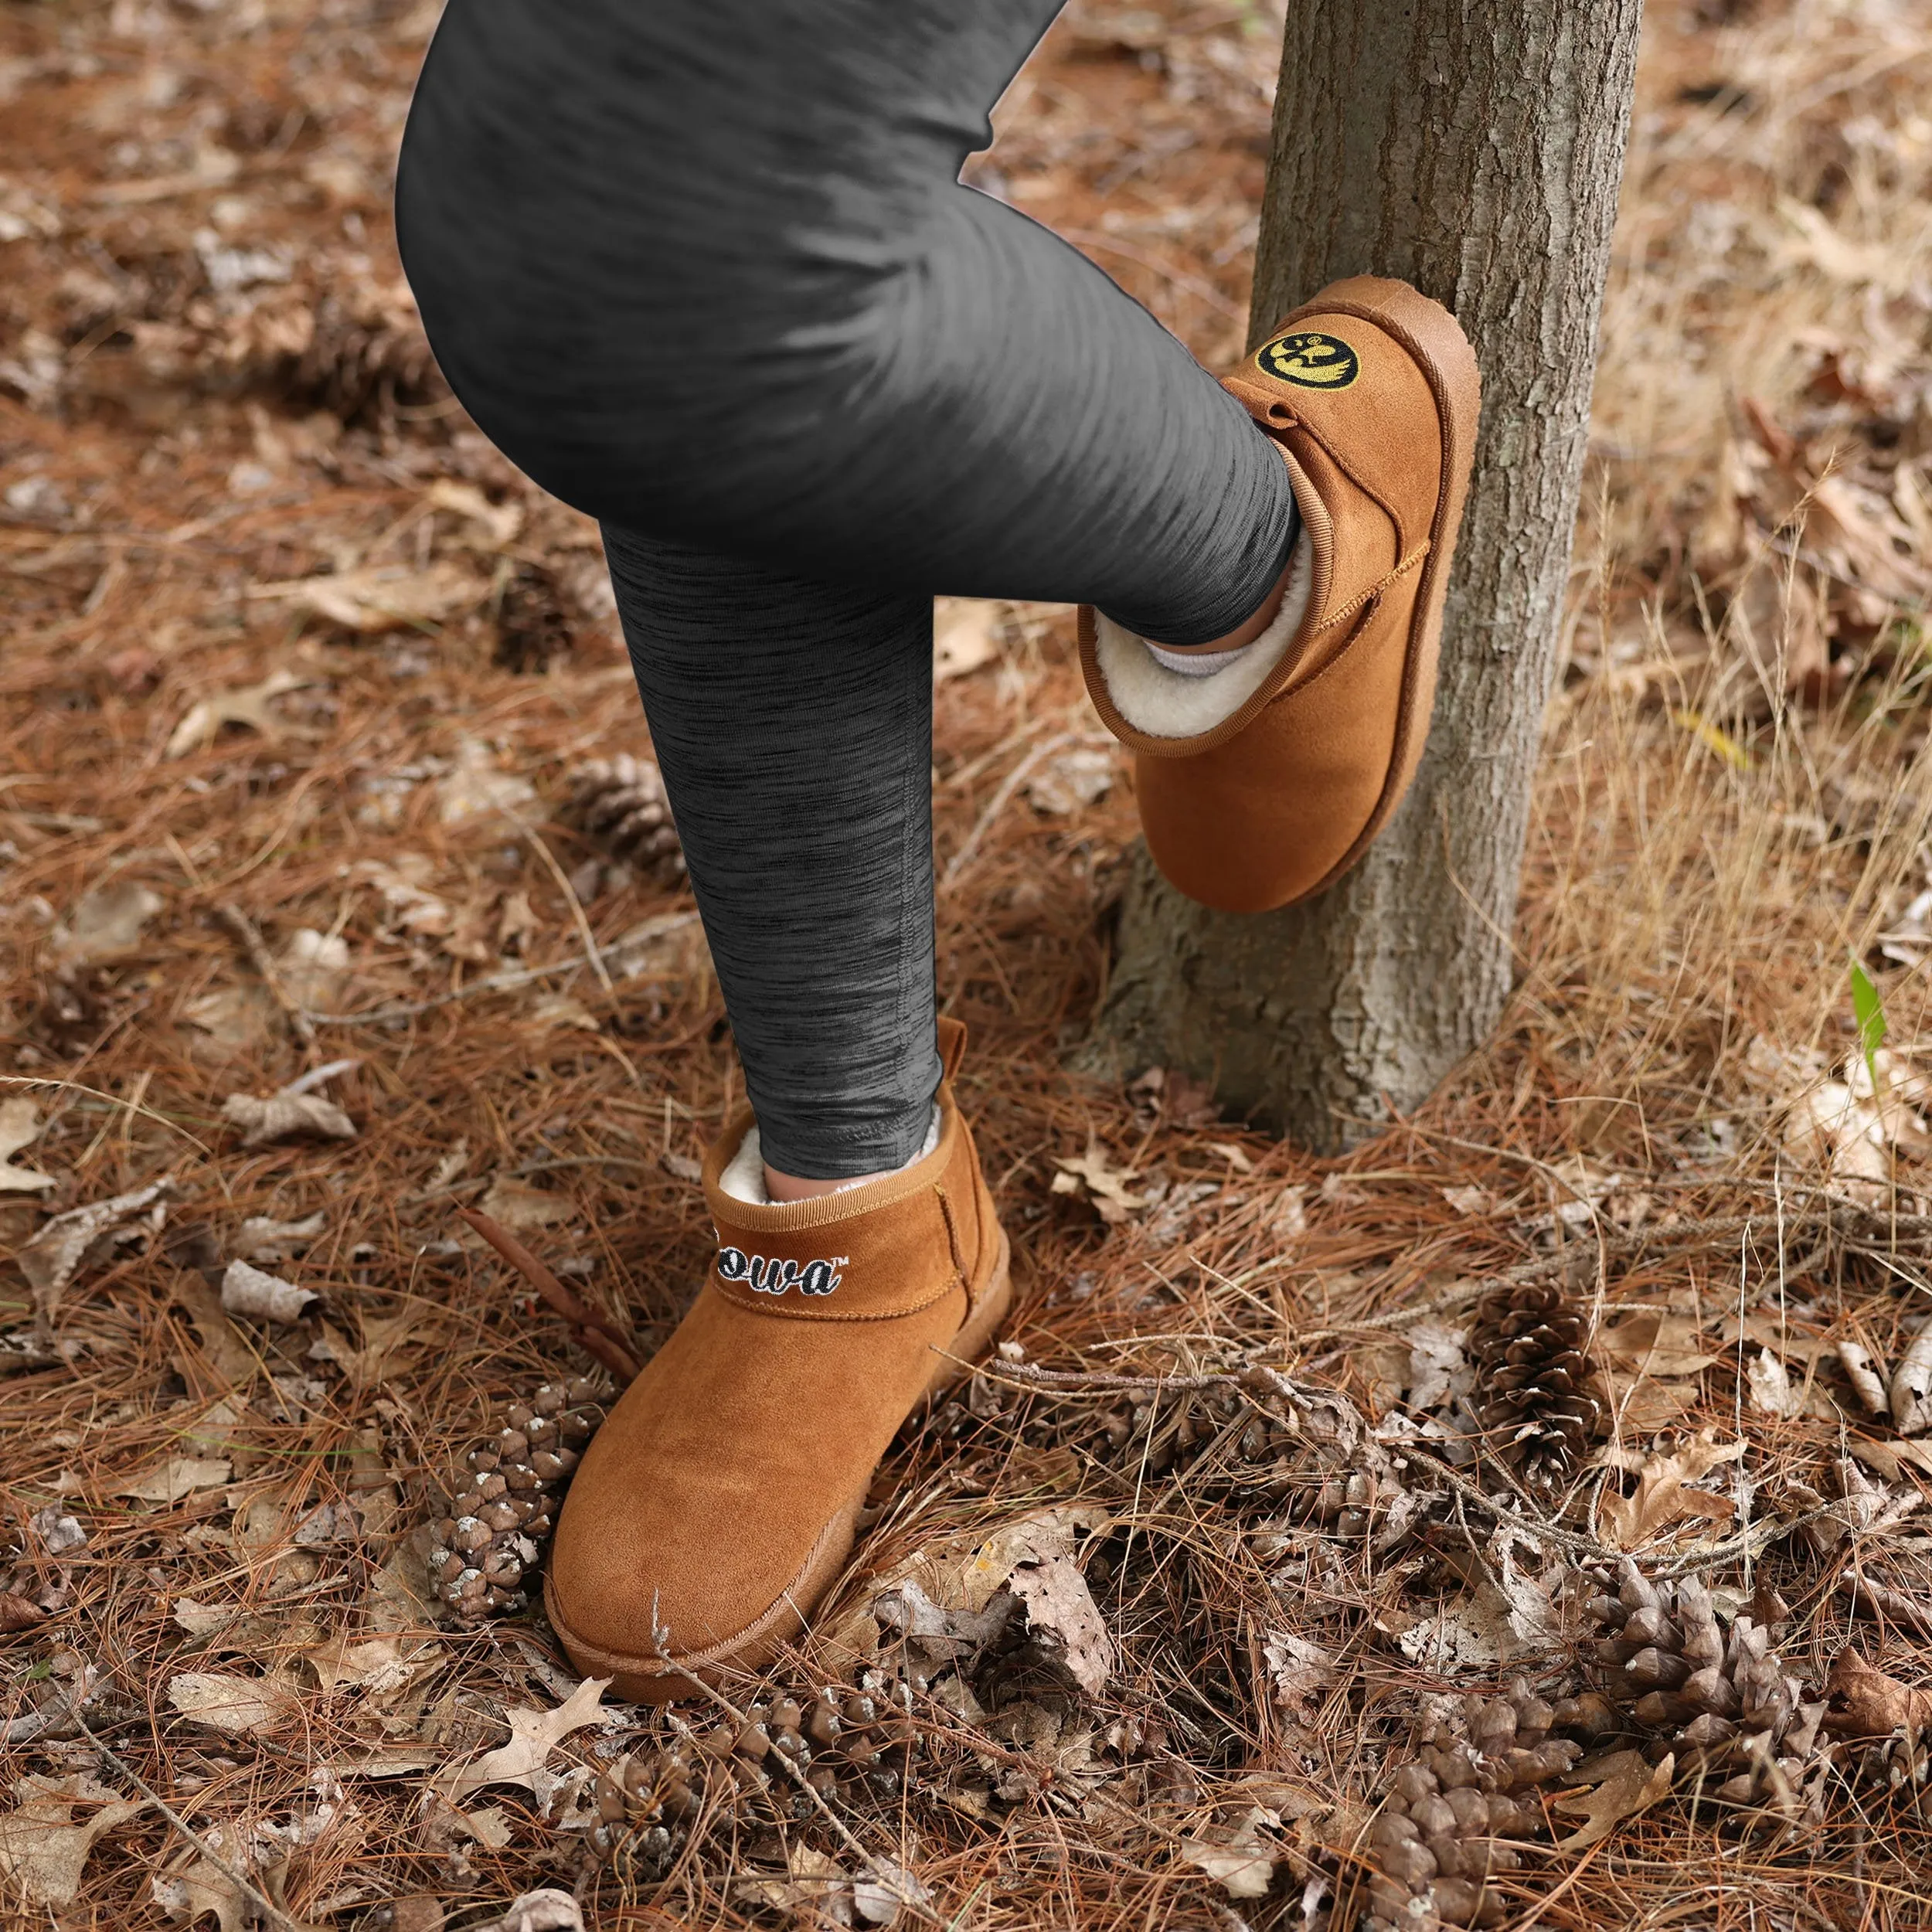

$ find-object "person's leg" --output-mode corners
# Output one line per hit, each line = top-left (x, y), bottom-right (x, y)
(600, 528), (940, 1187)
(394, 0), (1299, 649)
(395, 1), (1304, 1185)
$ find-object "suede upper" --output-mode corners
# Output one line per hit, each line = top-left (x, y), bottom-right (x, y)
(1080, 275), (1481, 914)
(544, 1018), (1008, 1698)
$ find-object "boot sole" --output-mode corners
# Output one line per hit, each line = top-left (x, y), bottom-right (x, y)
(1279, 274), (1482, 902)
(544, 1228), (1013, 1704)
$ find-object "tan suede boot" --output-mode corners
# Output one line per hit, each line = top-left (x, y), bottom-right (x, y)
(544, 1019), (1010, 1702)
(1079, 275), (1481, 913)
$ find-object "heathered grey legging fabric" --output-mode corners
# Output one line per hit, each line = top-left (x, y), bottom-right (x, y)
(395, 0), (1299, 1177)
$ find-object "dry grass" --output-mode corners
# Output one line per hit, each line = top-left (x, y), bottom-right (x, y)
(5, 0), (1932, 1927)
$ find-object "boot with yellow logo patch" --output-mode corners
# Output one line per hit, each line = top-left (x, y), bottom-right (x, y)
(544, 1018), (1010, 1702)
(1080, 275), (1481, 914)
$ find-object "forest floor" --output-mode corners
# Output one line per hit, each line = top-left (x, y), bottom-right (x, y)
(5, 1), (1932, 1928)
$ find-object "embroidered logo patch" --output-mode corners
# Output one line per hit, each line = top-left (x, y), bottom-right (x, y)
(1254, 328), (1360, 390)
(716, 1247), (848, 1298)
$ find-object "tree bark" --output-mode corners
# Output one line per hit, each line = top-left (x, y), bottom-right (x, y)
(1085, 0), (1644, 1150)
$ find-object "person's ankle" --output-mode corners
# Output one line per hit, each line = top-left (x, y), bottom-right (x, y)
(763, 1163), (893, 1202)
(1152, 552), (1295, 658)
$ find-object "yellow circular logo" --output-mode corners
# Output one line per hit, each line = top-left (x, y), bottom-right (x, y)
(1254, 328), (1360, 390)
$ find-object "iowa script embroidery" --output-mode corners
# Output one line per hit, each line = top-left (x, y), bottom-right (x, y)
(716, 1247), (848, 1297)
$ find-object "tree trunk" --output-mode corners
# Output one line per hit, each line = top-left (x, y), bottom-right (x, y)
(1085, 0), (1645, 1151)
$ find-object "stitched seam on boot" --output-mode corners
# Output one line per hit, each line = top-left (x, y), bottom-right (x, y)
(1320, 542), (1431, 631)
(932, 1183), (971, 1294)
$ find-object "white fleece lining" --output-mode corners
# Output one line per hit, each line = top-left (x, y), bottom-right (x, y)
(719, 1105), (943, 1206)
(1094, 534), (1314, 740)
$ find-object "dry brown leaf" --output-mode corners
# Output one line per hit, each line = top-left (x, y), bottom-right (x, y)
(0, 1097), (56, 1192)
(49, 879), (165, 966)
(165, 667), (317, 757)
(219, 1258), (316, 1323)
(1182, 1807), (1278, 1900)
(733, 1848), (849, 1922)
(0, 1591), (43, 1633)
(18, 1175), (172, 1316)
(1891, 1328), (1932, 1435)
(461, 1891), (584, 1932)
(255, 559), (490, 633)
(440, 1674), (611, 1801)
(1824, 1648), (1932, 1737)
(312, 1309), (416, 1388)
(166, 1668), (304, 1736)
(437, 737), (537, 828)
(1025, 743), (1114, 815)
(1552, 1748), (1675, 1852)
(303, 1631), (445, 1696)
(426, 477), (523, 547)
(473, 1175), (575, 1231)
(352, 856), (454, 936)
(151, 1854), (250, 1932)
(0, 1774), (146, 1908)
(1598, 1311), (1722, 1378)
(234, 1211), (327, 1263)
(933, 596), (1002, 682)
(221, 1083), (357, 1149)
(115, 1455), (232, 1504)
(1597, 1431), (1746, 1550)
(1747, 1347), (1806, 1420)
(1006, 1551), (1115, 1698)
(1051, 1141), (1145, 1224)
(1262, 1632), (1335, 1720)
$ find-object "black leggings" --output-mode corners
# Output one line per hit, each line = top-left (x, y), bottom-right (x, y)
(396, 0), (1298, 1176)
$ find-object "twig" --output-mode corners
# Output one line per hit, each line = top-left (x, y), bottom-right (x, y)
(456, 1206), (642, 1381)
(215, 902), (318, 1056)
(70, 1701), (303, 1932)
(941, 730), (1090, 888)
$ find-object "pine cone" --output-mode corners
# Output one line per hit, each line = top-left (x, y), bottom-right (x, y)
(1580, 1561), (1825, 1815)
(493, 563), (575, 674)
(589, 1672), (927, 1876)
(564, 753), (685, 885)
(423, 1377), (606, 1621)
(1471, 1281), (1603, 1488)
(1362, 1680), (1583, 1930)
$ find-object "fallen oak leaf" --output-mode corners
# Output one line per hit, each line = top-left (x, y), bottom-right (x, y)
(165, 667), (318, 758)
(0, 1097), (56, 1192)
(1824, 1648), (1932, 1738)
(114, 1456), (233, 1505)
(250, 560), (490, 634)
(1182, 1807), (1278, 1900)
(439, 1675), (612, 1801)
(151, 1855), (252, 1932)
(48, 880), (165, 968)
(0, 1774), (147, 1908)
(166, 1668), (304, 1736)
(460, 1889), (585, 1932)
(221, 1057), (359, 1149)
(1595, 1431), (1746, 1550)
(1552, 1748), (1675, 1852)
(18, 1176), (173, 1324)
(1051, 1141), (1145, 1225)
